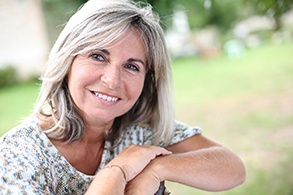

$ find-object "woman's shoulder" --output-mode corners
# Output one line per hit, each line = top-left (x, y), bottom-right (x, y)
(0, 119), (49, 180)
(173, 120), (202, 135)
(122, 121), (202, 145)
(170, 120), (202, 144)
(1, 119), (57, 193)
(0, 118), (43, 147)
(124, 121), (202, 146)
(0, 119), (41, 143)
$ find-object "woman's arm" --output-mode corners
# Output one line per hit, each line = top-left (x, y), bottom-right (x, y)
(126, 134), (246, 194)
(86, 145), (172, 195)
(85, 165), (126, 195)
(166, 135), (245, 191)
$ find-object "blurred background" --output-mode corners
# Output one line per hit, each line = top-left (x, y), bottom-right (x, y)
(0, 0), (293, 194)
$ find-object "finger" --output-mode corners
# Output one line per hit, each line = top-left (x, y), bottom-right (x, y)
(110, 145), (172, 181)
(151, 146), (172, 156)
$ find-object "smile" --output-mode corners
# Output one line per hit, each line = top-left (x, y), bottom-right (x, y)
(92, 91), (119, 102)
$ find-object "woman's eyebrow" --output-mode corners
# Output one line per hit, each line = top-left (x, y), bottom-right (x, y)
(97, 49), (145, 66)
(99, 49), (110, 56)
(128, 58), (145, 66)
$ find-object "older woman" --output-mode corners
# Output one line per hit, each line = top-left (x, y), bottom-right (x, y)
(0, 0), (245, 194)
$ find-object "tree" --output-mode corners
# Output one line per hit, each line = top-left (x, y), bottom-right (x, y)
(194, 0), (241, 32)
(135, 0), (242, 32)
(42, 0), (245, 38)
(244, 0), (293, 30)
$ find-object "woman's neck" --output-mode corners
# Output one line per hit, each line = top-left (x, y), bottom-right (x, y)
(38, 116), (111, 175)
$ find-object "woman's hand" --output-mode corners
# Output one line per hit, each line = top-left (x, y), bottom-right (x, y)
(125, 157), (164, 195)
(109, 145), (171, 182)
(86, 145), (170, 195)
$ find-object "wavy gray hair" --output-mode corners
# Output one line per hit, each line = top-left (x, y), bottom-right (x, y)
(33, 0), (174, 146)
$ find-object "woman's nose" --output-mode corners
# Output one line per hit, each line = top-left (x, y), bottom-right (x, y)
(101, 64), (121, 89)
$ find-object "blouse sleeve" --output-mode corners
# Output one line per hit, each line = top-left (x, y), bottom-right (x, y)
(169, 120), (202, 145)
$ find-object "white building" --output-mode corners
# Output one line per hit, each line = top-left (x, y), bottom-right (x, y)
(0, 0), (49, 80)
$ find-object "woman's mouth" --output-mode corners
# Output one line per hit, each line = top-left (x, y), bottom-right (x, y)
(92, 91), (119, 102)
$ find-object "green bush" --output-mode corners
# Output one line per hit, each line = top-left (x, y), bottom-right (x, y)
(0, 66), (18, 88)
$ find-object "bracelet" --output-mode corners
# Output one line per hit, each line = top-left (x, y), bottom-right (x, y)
(103, 164), (127, 181)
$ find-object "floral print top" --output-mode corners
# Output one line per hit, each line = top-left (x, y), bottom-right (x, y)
(0, 119), (201, 194)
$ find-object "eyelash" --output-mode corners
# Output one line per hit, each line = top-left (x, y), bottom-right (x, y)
(125, 64), (140, 72)
(88, 52), (140, 72)
(89, 53), (105, 61)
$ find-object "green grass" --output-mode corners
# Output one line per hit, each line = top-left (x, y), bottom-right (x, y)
(173, 43), (293, 104)
(0, 81), (40, 134)
(166, 42), (293, 194)
(1, 42), (293, 194)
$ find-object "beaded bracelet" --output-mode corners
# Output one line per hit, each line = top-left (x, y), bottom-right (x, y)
(103, 165), (127, 181)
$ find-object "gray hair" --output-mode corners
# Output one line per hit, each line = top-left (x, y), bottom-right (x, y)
(33, 0), (174, 146)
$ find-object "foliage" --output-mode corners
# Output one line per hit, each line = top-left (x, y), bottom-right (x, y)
(41, 0), (86, 42)
(0, 66), (18, 88)
(41, 0), (242, 35)
(244, 0), (293, 30)
(41, 0), (293, 36)
(135, 0), (241, 32)
(139, 0), (293, 32)
(190, 0), (241, 32)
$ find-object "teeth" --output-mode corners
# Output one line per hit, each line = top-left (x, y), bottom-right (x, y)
(94, 92), (118, 102)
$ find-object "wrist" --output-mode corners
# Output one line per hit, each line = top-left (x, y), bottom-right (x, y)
(103, 164), (127, 182)
(86, 165), (126, 194)
(147, 155), (170, 182)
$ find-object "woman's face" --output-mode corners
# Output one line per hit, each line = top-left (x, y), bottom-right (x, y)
(67, 29), (147, 126)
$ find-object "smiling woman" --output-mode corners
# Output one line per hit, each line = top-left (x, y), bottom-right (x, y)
(0, 0), (245, 194)
(67, 29), (146, 126)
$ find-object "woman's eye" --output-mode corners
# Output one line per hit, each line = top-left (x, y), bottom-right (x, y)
(125, 64), (139, 71)
(89, 53), (105, 61)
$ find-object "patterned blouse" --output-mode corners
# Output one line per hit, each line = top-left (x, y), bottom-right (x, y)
(0, 119), (201, 194)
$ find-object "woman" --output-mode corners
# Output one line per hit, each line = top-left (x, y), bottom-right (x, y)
(0, 0), (245, 194)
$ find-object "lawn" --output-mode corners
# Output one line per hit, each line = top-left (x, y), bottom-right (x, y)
(0, 42), (293, 194)
(0, 80), (40, 132)
(167, 42), (293, 194)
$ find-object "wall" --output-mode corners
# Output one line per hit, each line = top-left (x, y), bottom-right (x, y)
(0, 0), (49, 80)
